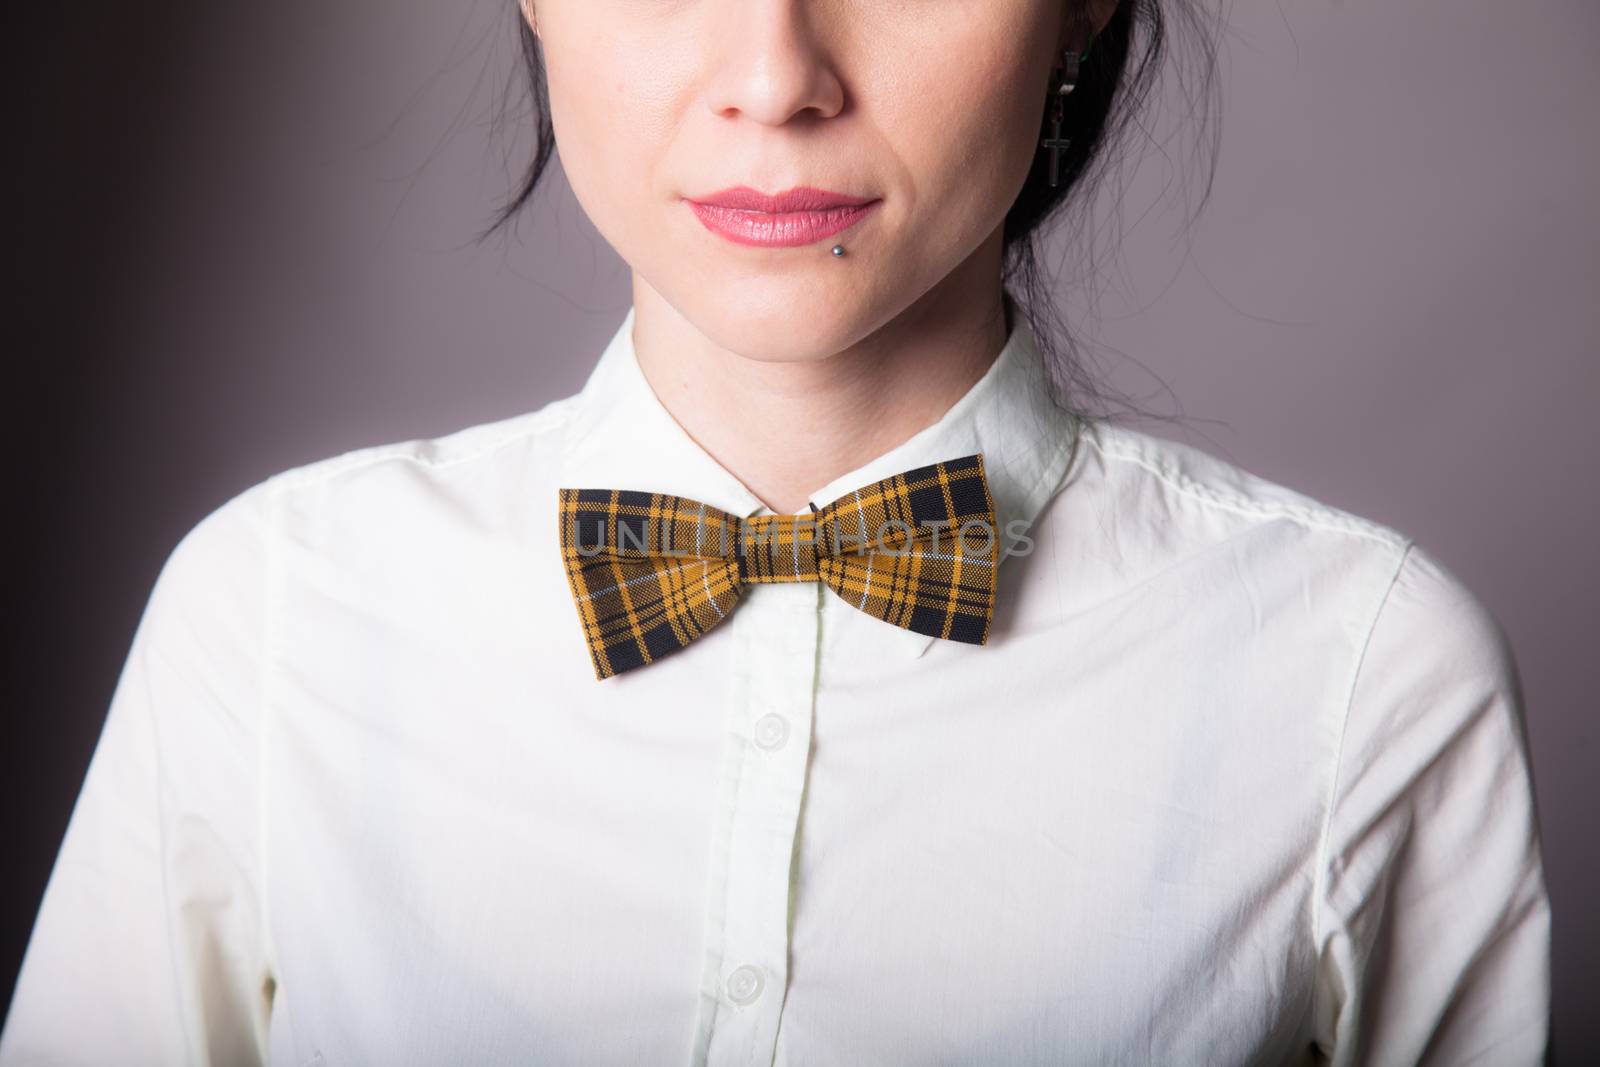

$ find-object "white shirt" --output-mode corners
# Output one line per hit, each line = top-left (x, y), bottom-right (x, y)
(3, 298), (1550, 1066)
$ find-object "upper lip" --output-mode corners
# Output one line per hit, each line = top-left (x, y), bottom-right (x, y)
(687, 186), (877, 213)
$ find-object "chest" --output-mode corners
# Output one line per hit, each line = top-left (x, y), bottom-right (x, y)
(259, 577), (1343, 1066)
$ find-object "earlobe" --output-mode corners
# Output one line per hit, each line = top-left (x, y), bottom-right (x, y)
(1069, 0), (1120, 48)
(1090, 0), (1122, 30)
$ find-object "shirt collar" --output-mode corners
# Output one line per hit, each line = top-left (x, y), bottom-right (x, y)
(553, 290), (1082, 661)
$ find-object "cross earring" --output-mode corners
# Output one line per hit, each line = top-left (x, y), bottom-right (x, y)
(1041, 49), (1082, 188)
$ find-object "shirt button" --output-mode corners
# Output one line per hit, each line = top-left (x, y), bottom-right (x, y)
(753, 714), (789, 751)
(726, 964), (765, 1006)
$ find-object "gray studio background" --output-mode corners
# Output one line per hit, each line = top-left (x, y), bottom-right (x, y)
(12, 0), (1596, 1053)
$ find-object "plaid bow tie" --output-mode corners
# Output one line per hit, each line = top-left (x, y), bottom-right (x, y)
(557, 453), (999, 679)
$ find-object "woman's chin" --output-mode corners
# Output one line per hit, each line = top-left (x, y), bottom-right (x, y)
(652, 281), (890, 363)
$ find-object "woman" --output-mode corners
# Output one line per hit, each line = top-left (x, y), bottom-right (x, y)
(2, 0), (1550, 1064)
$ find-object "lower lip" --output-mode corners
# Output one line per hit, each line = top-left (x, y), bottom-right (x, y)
(686, 199), (880, 248)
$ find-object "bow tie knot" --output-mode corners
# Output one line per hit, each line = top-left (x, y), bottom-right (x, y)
(737, 513), (825, 584)
(559, 453), (1000, 679)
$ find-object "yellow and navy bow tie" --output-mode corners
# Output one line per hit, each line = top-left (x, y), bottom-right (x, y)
(558, 453), (1000, 679)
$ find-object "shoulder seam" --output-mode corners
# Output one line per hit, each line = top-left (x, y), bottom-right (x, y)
(1307, 536), (1417, 1015)
(1083, 432), (1408, 549)
(257, 466), (283, 987)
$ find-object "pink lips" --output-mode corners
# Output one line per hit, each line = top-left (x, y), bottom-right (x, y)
(686, 186), (880, 248)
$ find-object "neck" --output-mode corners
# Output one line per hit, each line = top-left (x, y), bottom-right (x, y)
(629, 237), (1010, 515)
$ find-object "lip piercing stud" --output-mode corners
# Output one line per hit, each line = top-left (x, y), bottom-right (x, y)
(831, 244), (845, 257)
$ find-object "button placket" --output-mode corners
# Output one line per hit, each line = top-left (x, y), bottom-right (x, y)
(689, 582), (821, 1067)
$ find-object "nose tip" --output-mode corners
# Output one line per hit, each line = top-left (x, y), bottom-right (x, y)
(711, 64), (844, 128)
(704, 8), (845, 127)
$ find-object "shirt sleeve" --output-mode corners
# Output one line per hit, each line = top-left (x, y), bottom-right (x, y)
(1, 480), (279, 1066)
(1310, 540), (1551, 1065)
